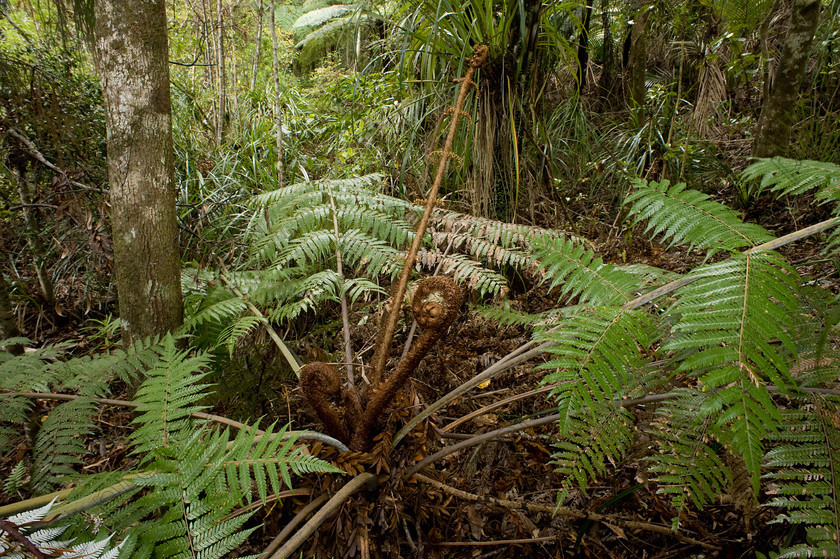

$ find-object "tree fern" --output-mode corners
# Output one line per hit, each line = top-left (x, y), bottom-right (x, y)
(764, 395), (840, 558)
(31, 397), (97, 493)
(626, 178), (775, 254)
(741, 157), (840, 200)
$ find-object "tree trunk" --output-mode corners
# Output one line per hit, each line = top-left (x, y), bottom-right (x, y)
(752, 0), (821, 158)
(0, 272), (23, 356)
(576, 0), (594, 90)
(94, 0), (183, 345)
(597, 0), (616, 100)
(215, 0), (227, 146)
(249, 0), (263, 91)
(628, 0), (651, 107)
(270, 0), (285, 186)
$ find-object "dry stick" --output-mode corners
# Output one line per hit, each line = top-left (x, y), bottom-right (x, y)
(6, 128), (103, 194)
(260, 493), (329, 559)
(268, 472), (377, 559)
(434, 536), (557, 546)
(441, 384), (557, 432)
(413, 474), (719, 551)
(215, 263), (301, 377)
(324, 182), (355, 387)
(393, 215), (840, 449)
(367, 45), (488, 391)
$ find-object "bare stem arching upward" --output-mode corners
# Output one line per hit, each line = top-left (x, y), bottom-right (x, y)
(366, 45), (488, 390)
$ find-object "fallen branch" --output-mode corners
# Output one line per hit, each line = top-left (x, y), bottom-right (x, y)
(6, 128), (104, 194)
(260, 493), (329, 559)
(268, 472), (378, 559)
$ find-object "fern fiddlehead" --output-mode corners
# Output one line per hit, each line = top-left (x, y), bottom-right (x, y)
(300, 362), (350, 442)
(351, 276), (462, 450)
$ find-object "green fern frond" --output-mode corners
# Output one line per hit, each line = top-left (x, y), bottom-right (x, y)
(538, 306), (657, 406)
(3, 460), (26, 495)
(765, 396), (840, 558)
(626, 178), (774, 253)
(127, 429), (258, 559)
(532, 236), (642, 306)
(664, 252), (800, 489)
(220, 315), (268, 356)
(741, 157), (840, 200)
(223, 422), (343, 505)
(552, 399), (635, 505)
(430, 209), (571, 249)
(130, 335), (213, 456)
(417, 250), (508, 296)
(644, 390), (732, 528)
(31, 397), (96, 493)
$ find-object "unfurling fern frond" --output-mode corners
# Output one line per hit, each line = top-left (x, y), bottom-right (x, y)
(130, 335), (212, 455)
(664, 252), (800, 489)
(764, 395), (840, 558)
(626, 178), (774, 254)
(644, 390), (732, 529)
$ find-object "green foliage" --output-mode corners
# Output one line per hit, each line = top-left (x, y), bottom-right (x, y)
(764, 396), (840, 558)
(1, 499), (123, 559)
(626, 178), (775, 254)
(521, 167), (839, 553)
(644, 391), (732, 528)
(0, 334), (340, 559)
(185, 174), (549, 353)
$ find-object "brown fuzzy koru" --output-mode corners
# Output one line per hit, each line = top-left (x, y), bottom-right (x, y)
(351, 276), (462, 450)
(300, 361), (350, 442)
(299, 277), (462, 451)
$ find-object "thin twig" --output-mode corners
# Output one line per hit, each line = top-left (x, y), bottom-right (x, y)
(6, 128), (104, 194)
(413, 474), (719, 551)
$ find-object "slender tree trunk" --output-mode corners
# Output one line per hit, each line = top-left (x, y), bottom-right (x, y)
(576, 0), (594, 90)
(752, 0), (821, 158)
(249, 0), (263, 91)
(628, 0), (651, 107)
(597, 0), (616, 100)
(270, 0), (285, 186)
(11, 162), (54, 308)
(0, 272), (23, 355)
(215, 0), (227, 146)
(94, 0), (184, 344)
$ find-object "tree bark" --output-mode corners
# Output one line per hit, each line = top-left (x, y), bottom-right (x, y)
(628, 0), (651, 107)
(94, 0), (183, 345)
(250, 0), (263, 91)
(752, 0), (821, 158)
(215, 0), (227, 146)
(270, 0), (285, 186)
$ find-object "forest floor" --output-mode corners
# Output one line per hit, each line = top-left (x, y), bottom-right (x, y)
(2, 186), (834, 558)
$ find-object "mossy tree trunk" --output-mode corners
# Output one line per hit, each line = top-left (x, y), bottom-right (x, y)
(752, 0), (821, 158)
(94, 0), (183, 344)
